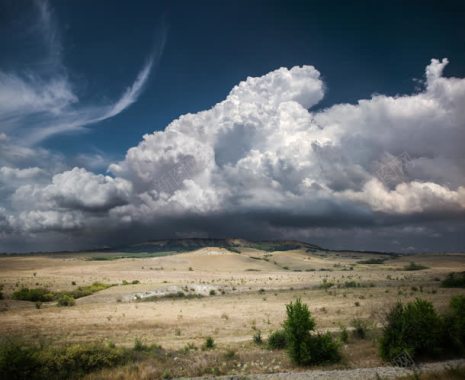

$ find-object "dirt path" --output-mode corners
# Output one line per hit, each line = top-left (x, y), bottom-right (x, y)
(182, 359), (465, 380)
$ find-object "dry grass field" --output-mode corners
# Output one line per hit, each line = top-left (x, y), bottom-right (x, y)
(1, 245), (464, 378)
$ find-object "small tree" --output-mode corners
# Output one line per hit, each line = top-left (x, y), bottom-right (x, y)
(443, 295), (465, 352)
(284, 298), (315, 364)
(283, 298), (340, 365)
(380, 299), (442, 360)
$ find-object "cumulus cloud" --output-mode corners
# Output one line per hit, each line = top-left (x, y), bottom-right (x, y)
(13, 168), (132, 213)
(1, 59), (465, 252)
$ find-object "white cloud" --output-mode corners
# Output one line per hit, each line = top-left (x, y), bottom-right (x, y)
(0, 71), (77, 119)
(13, 167), (132, 213)
(344, 179), (465, 214)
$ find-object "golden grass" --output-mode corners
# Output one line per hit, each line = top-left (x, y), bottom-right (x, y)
(1, 248), (464, 378)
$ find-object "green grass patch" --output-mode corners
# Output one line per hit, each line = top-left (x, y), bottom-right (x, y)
(12, 282), (113, 303)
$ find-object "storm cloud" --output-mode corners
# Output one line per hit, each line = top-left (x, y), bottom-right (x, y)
(1, 59), (465, 252)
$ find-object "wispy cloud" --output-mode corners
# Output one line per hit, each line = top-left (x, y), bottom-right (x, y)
(0, 0), (166, 146)
(23, 57), (159, 145)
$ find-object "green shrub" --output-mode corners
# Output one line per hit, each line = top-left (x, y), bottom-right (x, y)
(66, 282), (112, 299)
(318, 279), (334, 290)
(12, 283), (112, 304)
(380, 299), (442, 360)
(442, 272), (465, 288)
(0, 339), (40, 379)
(342, 281), (360, 288)
(351, 318), (368, 339)
(283, 298), (340, 365)
(253, 330), (263, 345)
(133, 338), (150, 352)
(0, 339), (126, 380)
(304, 332), (341, 365)
(268, 329), (287, 349)
(443, 295), (465, 352)
(403, 262), (428, 271)
(339, 326), (349, 343)
(202, 336), (215, 350)
(12, 288), (54, 302)
(38, 343), (126, 378)
(57, 295), (75, 307)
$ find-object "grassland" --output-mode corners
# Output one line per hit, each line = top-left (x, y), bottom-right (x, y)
(0, 245), (464, 378)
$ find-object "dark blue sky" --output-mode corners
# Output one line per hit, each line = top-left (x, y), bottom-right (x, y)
(1, 0), (465, 252)
(3, 0), (463, 163)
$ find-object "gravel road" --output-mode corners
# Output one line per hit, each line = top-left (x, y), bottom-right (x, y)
(180, 358), (465, 380)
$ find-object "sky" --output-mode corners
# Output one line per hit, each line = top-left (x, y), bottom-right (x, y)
(0, 0), (465, 253)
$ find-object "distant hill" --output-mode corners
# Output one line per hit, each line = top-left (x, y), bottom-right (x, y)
(110, 238), (323, 254)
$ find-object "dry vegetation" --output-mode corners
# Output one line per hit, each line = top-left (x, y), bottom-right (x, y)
(1, 246), (464, 378)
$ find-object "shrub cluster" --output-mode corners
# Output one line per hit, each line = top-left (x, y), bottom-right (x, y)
(12, 288), (54, 302)
(66, 282), (112, 298)
(11, 282), (113, 305)
(0, 340), (128, 380)
(403, 262), (429, 271)
(284, 298), (340, 365)
(267, 329), (287, 349)
(380, 296), (465, 360)
(443, 295), (465, 354)
(442, 272), (465, 288)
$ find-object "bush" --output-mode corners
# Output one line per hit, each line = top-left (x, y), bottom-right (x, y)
(304, 333), (341, 365)
(202, 336), (215, 350)
(0, 339), (40, 379)
(442, 272), (465, 288)
(67, 282), (112, 299)
(0, 339), (126, 380)
(11, 283), (112, 304)
(339, 326), (349, 343)
(403, 262), (428, 271)
(380, 299), (443, 360)
(351, 318), (368, 339)
(57, 295), (75, 307)
(268, 329), (287, 349)
(342, 281), (360, 288)
(283, 298), (340, 365)
(253, 330), (263, 345)
(443, 295), (465, 352)
(133, 338), (150, 352)
(12, 288), (54, 302)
